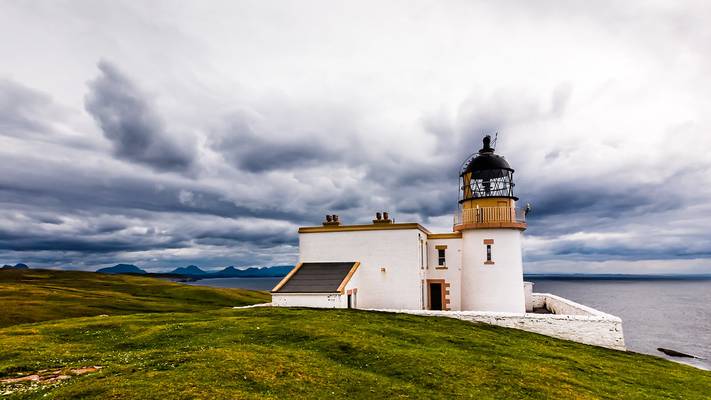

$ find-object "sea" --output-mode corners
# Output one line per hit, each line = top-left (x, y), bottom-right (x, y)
(187, 276), (711, 370)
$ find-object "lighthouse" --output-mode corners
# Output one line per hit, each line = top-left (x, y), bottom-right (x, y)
(273, 134), (528, 313)
(456, 135), (527, 313)
(271, 134), (626, 350)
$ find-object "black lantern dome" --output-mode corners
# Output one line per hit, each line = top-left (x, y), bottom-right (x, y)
(459, 135), (517, 202)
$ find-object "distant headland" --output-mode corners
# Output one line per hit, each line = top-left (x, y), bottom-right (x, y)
(95, 263), (294, 280)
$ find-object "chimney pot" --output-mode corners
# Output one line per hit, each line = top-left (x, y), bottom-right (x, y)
(323, 214), (340, 226)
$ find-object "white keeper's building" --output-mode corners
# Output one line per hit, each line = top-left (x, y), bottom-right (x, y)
(272, 135), (532, 313)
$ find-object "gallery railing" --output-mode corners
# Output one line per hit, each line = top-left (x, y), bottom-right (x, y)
(453, 206), (526, 228)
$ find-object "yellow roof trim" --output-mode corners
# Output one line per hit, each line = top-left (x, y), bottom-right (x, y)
(271, 262), (303, 293)
(298, 223), (431, 235)
(427, 232), (462, 239)
(336, 262), (361, 294)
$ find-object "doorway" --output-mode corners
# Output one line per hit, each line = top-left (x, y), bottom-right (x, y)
(428, 282), (443, 310)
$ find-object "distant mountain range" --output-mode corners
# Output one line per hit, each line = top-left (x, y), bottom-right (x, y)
(94, 264), (294, 278)
(170, 265), (207, 275)
(96, 264), (147, 274)
(1, 263), (29, 270)
(208, 265), (293, 278)
(167, 265), (293, 278)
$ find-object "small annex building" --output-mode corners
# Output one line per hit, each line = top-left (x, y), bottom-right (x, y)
(272, 262), (361, 308)
(272, 135), (530, 313)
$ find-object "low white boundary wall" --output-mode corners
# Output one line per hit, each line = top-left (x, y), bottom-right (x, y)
(368, 293), (625, 350)
(272, 293), (346, 308)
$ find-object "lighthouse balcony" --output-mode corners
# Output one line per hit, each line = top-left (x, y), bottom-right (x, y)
(453, 206), (527, 231)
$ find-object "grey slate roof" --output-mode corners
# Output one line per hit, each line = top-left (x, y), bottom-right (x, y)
(273, 262), (357, 293)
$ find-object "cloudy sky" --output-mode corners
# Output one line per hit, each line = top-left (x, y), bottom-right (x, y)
(1, 1), (710, 273)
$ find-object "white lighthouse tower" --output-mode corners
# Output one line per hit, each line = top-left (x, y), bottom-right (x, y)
(456, 135), (527, 313)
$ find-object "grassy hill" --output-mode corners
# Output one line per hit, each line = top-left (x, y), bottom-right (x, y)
(0, 269), (269, 328)
(1, 270), (709, 399)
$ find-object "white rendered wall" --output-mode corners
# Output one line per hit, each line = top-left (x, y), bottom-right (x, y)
(344, 270), (361, 308)
(461, 229), (525, 313)
(272, 293), (347, 308)
(367, 293), (625, 350)
(299, 229), (424, 310)
(425, 238), (462, 311)
(524, 282), (534, 312)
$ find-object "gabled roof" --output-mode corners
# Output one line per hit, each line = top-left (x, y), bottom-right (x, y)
(271, 262), (360, 294)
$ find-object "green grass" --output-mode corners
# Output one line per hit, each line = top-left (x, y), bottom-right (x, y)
(1, 270), (709, 399)
(0, 269), (269, 327)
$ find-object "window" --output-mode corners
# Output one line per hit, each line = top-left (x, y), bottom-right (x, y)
(420, 238), (425, 269)
(484, 239), (494, 264)
(435, 245), (448, 268)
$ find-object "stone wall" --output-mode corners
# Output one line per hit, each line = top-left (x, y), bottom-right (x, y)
(523, 282), (534, 312)
(367, 293), (626, 350)
(535, 293), (595, 316)
(272, 293), (347, 308)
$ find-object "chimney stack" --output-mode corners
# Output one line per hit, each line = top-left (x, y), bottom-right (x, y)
(323, 214), (340, 226)
(373, 211), (393, 224)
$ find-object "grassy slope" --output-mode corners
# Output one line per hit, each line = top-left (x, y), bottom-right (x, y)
(0, 269), (270, 327)
(1, 271), (709, 399)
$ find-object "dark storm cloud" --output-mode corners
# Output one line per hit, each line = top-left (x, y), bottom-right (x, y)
(0, 212), (297, 254)
(0, 80), (53, 137)
(0, 231), (184, 253)
(0, 156), (311, 223)
(547, 241), (711, 261)
(0, 137), (305, 269)
(193, 230), (297, 247)
(0, 201), (299, 269)
(209, 106), (361, 173)
(522, 182), (665, 220)
(215, 116), (333, 173)
(85, 61), (195, 172)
